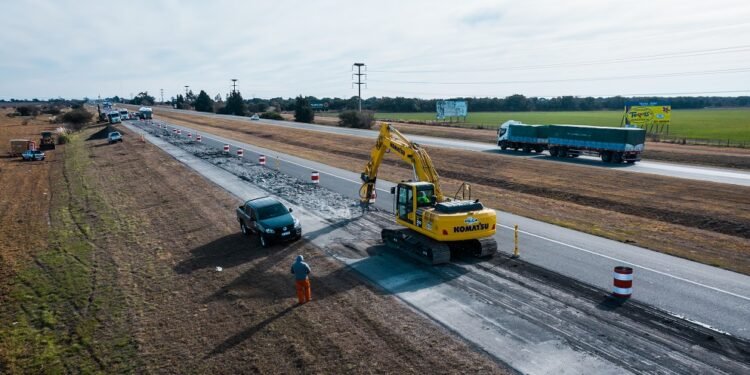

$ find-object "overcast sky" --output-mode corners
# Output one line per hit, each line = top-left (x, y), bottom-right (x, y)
(1, 0), (749, 100)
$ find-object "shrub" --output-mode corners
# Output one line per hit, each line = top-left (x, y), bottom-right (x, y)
(260, 111), (283, 120)
(16, 106), (36, 116)
(42, 106), (62, 115)
(61, 108), (93, 131)
(57, 133), (70, 145)
(294, 96), (314, 123)
(338, 110), (375, 129)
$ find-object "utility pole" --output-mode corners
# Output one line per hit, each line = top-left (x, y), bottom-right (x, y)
(352, 63), (366, 112)
(184, 85), (189, 98)
(231, 79), (238, 94)
(160, 89), (164, 104)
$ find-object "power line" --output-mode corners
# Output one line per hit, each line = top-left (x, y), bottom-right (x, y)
(369, 44), (750, 74)
(368, 67), (750, 85)
(369, 22), (750, 73)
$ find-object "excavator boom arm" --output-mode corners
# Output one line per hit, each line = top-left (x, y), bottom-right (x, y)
(360, 123), (443, 204)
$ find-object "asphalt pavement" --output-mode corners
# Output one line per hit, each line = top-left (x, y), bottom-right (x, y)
(124, 119), (750, 342)
(144, 106), (750, 187)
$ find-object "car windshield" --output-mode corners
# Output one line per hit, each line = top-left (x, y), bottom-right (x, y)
(110, 132), (120, 136)
(256, 203), (289, 220)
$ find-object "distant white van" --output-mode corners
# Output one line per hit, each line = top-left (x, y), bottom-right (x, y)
(107, 112), (122, 124)
(119, 109), (129, 120)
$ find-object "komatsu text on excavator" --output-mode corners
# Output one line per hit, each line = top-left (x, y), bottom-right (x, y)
(359, 123), (498, 264)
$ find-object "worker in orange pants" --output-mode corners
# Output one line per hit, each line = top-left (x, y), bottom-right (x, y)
(291, 255), (312, 304)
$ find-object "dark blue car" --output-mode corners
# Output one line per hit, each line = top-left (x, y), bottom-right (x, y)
(236, 197), (302, 247)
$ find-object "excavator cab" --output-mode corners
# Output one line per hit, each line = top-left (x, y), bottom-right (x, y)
(392, 182), (435, 224)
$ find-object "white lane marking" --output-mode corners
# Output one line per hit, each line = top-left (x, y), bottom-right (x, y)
(500, 224), (750, 302)
(161, 120), (750, 303)
(639, 161), (750, 180)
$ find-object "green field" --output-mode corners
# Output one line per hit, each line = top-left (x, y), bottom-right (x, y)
(374, 109), (750, 142)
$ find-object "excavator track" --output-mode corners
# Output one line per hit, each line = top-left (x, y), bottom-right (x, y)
(472, 237), (497, 257)
(381, 228), (451, 265)
(445, 237), (497, 258)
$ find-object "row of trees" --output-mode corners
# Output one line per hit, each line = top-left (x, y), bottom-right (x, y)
(349, 95), (750, 112)
(95, 92), (750, 114)
(177, 94), (750, 113)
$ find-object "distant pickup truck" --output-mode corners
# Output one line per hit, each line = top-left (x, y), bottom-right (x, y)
(21, 149), (45, 161)
(236, 196), (301, 247)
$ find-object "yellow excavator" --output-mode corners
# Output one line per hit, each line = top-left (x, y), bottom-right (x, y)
(359, 123), (497, 264)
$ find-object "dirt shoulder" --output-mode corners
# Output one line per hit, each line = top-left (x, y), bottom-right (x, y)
(153, 110), (750, 275)
(0, 110), (57, 294)
(1, 121), (507, 373)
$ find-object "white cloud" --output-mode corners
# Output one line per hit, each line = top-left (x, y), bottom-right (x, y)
(1, 0), (749, 99)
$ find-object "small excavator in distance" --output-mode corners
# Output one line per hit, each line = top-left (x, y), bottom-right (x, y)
(359, 123), (497, 264)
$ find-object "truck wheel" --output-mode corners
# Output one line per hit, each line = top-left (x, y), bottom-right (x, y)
(240, 222), (250, 236)
(626, 160), (636, 164)
(559, 147), (568, 158)
(500, 145), (507, 150)
(522, 145), (531, 153)
(259, 235), (270, 248)
(535, 146), (544, 153)
(549, 147), (558, 157)
(601, 152), (612, 163)
(612, 152), (623, 163)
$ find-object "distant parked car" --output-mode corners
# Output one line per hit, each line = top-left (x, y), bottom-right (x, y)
(108, 131), (123, 144)
(250, 114), (260, 121)
(21, 149), (45, 161)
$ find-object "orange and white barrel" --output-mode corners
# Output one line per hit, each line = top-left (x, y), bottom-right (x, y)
(311, 171), (320, 184)
(237, 149), (244, 157)
(259, 155), (266, 165)
(612, 266), (633, 298)
(196, 134), (202, 142)
(223, 144), (229, 152)
(177, 129), (181, 135)
(187, 132), (192, 139)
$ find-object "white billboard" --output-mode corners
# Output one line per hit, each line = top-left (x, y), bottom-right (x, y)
(436, 100), (467, 120)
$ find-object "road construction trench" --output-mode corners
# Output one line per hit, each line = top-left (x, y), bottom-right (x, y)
(124, 119), (750, 374)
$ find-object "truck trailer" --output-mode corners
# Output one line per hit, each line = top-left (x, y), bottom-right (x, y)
(138, 107), (153, 119)
(9, 139), (34, 156)
(497, 121), (645, 164)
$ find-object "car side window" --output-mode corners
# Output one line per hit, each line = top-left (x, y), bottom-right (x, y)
(246, 205), (256, 221)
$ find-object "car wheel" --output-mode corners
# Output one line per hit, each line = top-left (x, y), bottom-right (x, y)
(240, 222), (250, 236)
(259, 235), (270, 248)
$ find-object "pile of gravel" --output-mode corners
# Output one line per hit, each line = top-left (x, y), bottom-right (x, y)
(132, 120), (359, 221)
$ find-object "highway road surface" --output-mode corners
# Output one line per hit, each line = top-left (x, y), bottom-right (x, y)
(124, 119), (750, 373)
(146, 106), (750, 187)
(124, 119), (750, 342)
